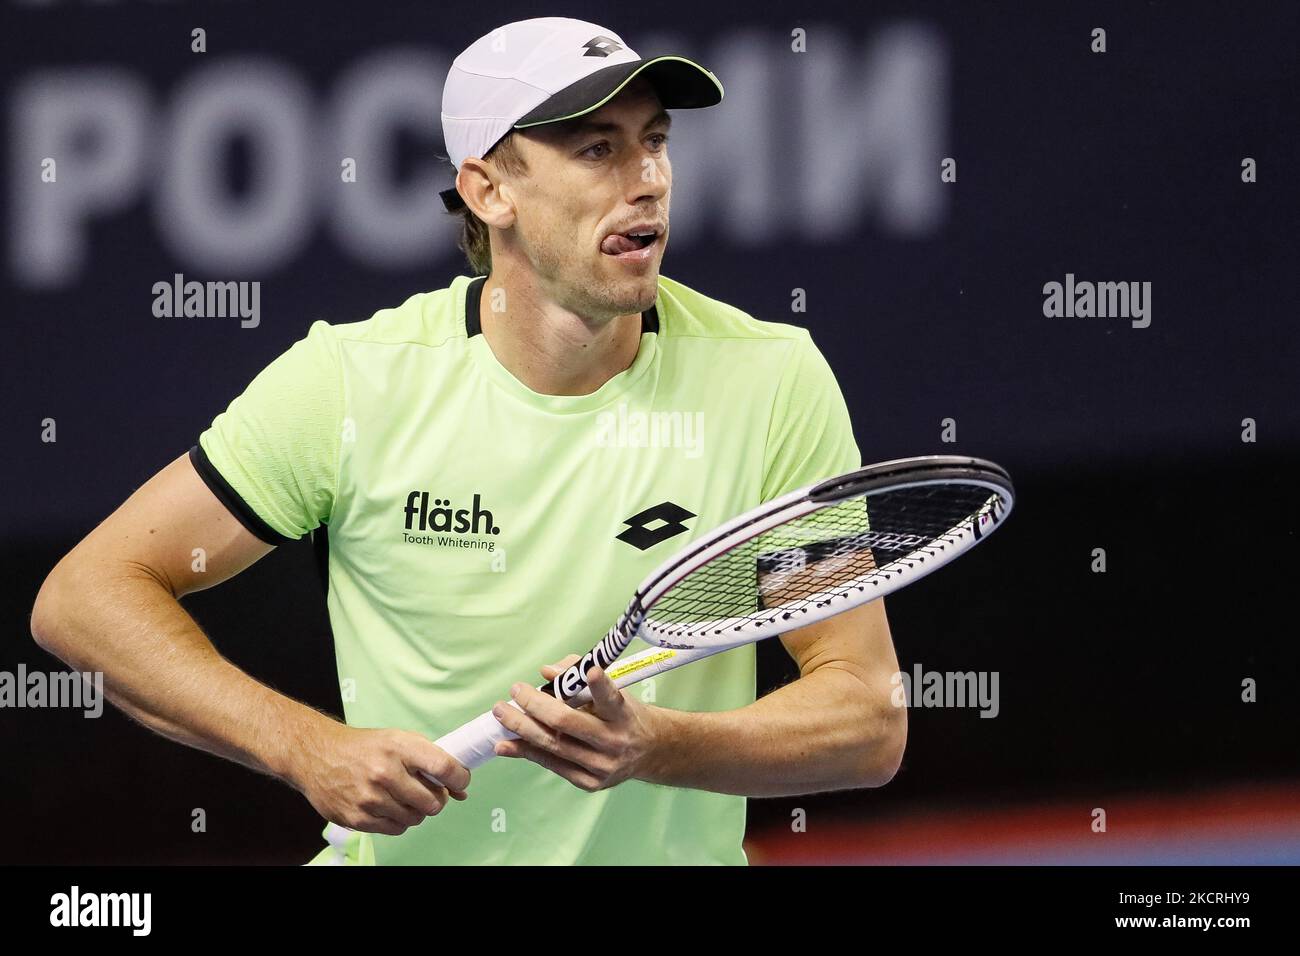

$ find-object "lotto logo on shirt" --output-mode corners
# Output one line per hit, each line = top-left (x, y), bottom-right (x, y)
(401, 491), (500, 552)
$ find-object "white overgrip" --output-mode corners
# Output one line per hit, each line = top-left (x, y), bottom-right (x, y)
(428, 702), (523, 774)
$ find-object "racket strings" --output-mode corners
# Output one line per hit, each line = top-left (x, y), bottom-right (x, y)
(645, 483), (997, 638)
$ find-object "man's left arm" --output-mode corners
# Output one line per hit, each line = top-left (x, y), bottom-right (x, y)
(648, 599), (905, 794)
(492, 598), (906, 796)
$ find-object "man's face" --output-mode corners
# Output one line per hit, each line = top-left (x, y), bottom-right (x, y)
(504, 79), (672, 320)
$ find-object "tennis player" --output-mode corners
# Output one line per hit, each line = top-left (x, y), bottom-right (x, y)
(31, 17), (905, 865)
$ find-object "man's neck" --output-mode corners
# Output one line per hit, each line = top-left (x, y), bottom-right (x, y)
(478, 271), (647, 397)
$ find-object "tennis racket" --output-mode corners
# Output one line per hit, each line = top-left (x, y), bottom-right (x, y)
(430, 454), (1014, 772)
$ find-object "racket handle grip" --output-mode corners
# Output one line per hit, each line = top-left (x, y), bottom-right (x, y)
(421, 647), (718, 783)
(428, 702), (522, 774)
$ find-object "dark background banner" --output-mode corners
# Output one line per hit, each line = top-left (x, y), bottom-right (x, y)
(3, 1), (1296, 863)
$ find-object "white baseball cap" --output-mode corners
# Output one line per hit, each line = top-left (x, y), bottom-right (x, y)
(440, 17), (724, 211)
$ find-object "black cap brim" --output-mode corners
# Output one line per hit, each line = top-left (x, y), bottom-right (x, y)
(442, 55), (722, 213)
(514, 54), (723, 128)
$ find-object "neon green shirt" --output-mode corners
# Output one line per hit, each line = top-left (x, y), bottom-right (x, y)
(194, 273), (860, 865)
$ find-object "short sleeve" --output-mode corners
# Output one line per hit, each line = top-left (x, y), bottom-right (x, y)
(760, 331), (861, 502)
(192, 320), (342, 542)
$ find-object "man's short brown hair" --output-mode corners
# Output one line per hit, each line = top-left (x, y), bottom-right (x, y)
(445, 132), (529, 276)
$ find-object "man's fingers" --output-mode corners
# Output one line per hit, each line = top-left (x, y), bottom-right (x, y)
(384, 770), (451, 818)
(413, 776), (466, 803)
(358, 788), (434, 831)
(507, 683), (612, 748)
(399, 734), (471, 794)
(584, 666), (625, 719)
(491, 699), (607, 770)
(539, 653), (583, 681)
(495, 738), (605, 792)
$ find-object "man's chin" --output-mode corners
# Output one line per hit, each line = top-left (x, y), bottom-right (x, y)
(593, 262), (659, 315)
(622, 282), (660, 317)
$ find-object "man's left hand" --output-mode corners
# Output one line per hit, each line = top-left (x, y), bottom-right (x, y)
(490, 654), (662, 792)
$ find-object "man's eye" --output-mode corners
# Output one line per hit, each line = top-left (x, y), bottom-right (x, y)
(648, 133), (670, 150)
(582, 142), (611, 159)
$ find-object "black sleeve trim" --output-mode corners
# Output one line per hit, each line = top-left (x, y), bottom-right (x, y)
(188, 444), (297, 546)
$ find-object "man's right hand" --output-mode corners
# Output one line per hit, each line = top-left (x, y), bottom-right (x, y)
(30, 451), (471, 840)
(289, 722), (471, 835)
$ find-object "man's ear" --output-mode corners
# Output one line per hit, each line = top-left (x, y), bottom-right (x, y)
(457, 159), (516, 229)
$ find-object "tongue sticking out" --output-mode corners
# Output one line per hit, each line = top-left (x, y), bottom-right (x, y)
(602, 234), (640, 255)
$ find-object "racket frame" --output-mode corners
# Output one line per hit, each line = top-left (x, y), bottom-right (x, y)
(434, 456), (1014, 775)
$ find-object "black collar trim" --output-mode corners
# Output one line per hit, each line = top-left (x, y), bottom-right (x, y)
(464, 275), (659, 337)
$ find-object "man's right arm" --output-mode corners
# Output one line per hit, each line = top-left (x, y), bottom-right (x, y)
(30, 452), (469, 835)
